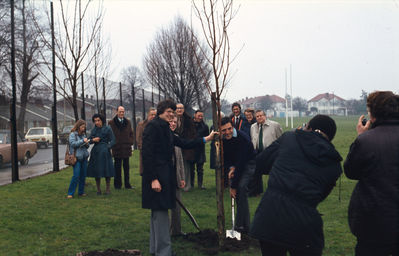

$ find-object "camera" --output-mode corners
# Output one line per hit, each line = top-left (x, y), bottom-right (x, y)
(361, 118), (367, 126)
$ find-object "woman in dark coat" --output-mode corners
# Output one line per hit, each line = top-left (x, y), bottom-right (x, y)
(250, 115), (342, 256)
(344, 91), (399, 256)
(87, 113), (116, 195)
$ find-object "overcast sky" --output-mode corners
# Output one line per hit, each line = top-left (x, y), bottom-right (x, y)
(101, 0), (399, 102)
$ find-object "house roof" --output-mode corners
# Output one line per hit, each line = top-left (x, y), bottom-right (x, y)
(308, 93), (345, 103)
(239, 94), (286, 105)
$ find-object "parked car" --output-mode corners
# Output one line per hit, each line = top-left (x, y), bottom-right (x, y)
(58, 125), (74, 144)
(25, 127), (53, 148)
(0, 130), (37, 168)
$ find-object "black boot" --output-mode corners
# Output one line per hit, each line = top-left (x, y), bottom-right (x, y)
(198, 171), (205, 190)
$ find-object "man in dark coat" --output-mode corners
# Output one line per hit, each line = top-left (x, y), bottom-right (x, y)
(109, 106), (134, 189)
(142, 100), (216, 256)
(230, 102), (250, 137)
(344, 91), (399, 256)
(175, 103), (197, 191)
(220, 117), (256, 234)
(250, 115), (342, 256)
(193, 110), (209, 189)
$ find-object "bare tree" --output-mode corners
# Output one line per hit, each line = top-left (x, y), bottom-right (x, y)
(88, 22), (113, 114)
(292, 97), (308, 117)
(0, 1), (45, 133)
(15, 0), (44, 134)
(192, 0), (240, 242)
(36, 0), (105, 121)
(121, 65), (146, 145)
(0, 2), (9, 70)
(0, 3), (10, 96)
(259, 95), (273, 113)
(143, 16), (211, 111)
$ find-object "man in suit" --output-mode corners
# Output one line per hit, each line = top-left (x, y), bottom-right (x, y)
(230, 102), (250, 136)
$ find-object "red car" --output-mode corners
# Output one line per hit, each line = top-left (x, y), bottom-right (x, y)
(0, 130), (37, 168)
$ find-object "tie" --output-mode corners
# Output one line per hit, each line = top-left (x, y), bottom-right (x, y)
(258, 124), (263, 152)
(235, 117), (239, 128)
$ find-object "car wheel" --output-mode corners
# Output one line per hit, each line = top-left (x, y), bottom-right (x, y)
(20, 152), (30, 165)
(45, 141), (49, 148)
(0, 155), (3, 168)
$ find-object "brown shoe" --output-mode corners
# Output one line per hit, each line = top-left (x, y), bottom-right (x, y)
(67, 195), (73, 199)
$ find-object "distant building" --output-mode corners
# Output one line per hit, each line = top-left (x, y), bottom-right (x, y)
(308, 93), (347, 116)
(0, 88), (159, 135)
(237, 94), (296, 117)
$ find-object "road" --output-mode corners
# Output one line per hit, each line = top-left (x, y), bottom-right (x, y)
(0, 144), (68, 186)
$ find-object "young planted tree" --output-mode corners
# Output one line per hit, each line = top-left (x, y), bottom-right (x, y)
(192, 0), (240, 243)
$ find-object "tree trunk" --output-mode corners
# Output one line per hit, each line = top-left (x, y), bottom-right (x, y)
(212, 92), (225, 245)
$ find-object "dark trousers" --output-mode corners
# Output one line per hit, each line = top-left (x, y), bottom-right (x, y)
(234, 160), (255, 233)
(190, 162), (204, 187)
(248, 174), (263, 197)
(113, 157), (131, 189)
(355, 239), (398, 256)
(259, 240), (322, 256)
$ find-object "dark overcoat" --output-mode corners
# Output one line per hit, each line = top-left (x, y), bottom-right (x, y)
(344, 119), (399, 245)
(109, 116), (134, 158)
(87, 125), (116, 178)
(142, 116), (203, 210)
(250, 129), (342, 252)
(194, 120), (209, 164)
(223, 130), (256, 189)
(176, 112), (197, 162)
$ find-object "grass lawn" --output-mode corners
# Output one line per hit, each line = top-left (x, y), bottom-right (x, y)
(0, 116), (360, 255)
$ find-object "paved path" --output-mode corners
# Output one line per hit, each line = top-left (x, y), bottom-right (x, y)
(0, 161), (67, 186)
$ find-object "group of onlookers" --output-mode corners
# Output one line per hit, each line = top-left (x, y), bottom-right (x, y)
(65, 90), (399, 256)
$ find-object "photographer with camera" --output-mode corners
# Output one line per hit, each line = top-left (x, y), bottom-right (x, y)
(344, 91), (399, 256)
(250, 115), (342, 256)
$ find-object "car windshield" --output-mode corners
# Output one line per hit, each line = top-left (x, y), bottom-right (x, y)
(27, 128), (44, 135)
(0, 133), (6, 144)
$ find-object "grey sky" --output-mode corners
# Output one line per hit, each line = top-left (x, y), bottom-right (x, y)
(102, 0), (399, 102)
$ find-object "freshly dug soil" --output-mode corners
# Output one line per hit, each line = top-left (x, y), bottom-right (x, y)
(185, 229), (259, 255)
(77, 249), (142, 256)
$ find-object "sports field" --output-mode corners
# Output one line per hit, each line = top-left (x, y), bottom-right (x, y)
(0, 115), (360, 255)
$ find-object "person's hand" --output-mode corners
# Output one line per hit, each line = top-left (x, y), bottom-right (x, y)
(228, 167), (235, 179)
(356, 115), (371, 135)
(180, 180), (185, 188)
(83, 138), (88, 143)
(92, 137), (100, 143)
(204, 130), (219, 142)
(230, 188), (237, 198)
(151, 179), (162, 192)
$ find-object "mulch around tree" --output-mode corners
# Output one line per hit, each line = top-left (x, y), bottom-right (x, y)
(184, 229), (259, 255)
(77, 249), (142, 256)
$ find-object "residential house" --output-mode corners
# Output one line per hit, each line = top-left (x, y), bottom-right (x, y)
(238, 94), (296, 117)
(308, 93), (347, 116)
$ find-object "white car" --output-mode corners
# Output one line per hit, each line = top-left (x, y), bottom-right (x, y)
(25, 127), (53, 148)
